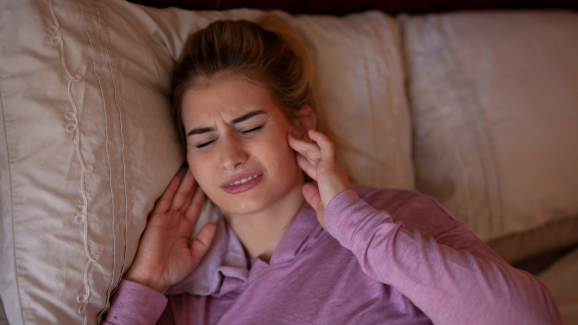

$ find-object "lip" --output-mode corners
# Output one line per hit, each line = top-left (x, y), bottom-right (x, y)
(220, 171), (263, 194)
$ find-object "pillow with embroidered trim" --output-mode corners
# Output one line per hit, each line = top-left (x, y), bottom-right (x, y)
(0, 0), (187, 324)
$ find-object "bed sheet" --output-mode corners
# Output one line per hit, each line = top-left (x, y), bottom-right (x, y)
(538, 247), (578, 324)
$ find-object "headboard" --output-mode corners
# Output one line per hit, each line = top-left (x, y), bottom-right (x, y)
(128, 0), (578, 15)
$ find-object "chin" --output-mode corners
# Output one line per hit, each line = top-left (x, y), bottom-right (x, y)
(212, 182), (295, 216)
(220, 194), (273, 216)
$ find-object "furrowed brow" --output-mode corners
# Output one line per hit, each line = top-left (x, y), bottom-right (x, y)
(230, 110), (266, 124)
(187, 110), (265, 136)
(187, 127), (214, 137)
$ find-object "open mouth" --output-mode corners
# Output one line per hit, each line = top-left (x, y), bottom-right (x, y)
(220, 173), (263, 194)
(224, 174), (260, 187)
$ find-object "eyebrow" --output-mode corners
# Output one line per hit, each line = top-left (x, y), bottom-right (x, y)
(230, 110), (265, 124)
(187, 110), (266, 137)
(187, 127), (214, 136)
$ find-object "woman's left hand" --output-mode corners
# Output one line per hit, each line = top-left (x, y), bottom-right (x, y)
(288, 129), (352, 230)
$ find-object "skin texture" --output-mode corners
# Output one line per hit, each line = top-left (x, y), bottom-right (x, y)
(123, 171), (217, 293)
(124, 75), (351, 292)
(288, 129), (352, 229)
(182, 76), (304, 221)
(182, 76), (307, 261)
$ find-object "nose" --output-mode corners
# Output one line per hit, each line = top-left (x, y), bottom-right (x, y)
(219, 134), (248, 170)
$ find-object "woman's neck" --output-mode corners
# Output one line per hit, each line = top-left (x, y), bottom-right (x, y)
(222, 177), (305, 264)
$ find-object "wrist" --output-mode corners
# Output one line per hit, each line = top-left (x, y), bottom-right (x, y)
(324, 189), (359, 237)
(123, 271), (166, 293)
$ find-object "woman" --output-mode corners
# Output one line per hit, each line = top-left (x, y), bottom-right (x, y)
(104, 19), (561, 324)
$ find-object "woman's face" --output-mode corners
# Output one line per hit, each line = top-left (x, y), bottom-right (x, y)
(181, 76), (303, 216)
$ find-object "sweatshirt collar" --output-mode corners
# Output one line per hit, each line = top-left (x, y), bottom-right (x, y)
(268, 199), (321, 264)
(164, 199), (322, 297)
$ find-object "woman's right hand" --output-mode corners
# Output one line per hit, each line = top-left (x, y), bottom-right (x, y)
(123, 169), (217, 292)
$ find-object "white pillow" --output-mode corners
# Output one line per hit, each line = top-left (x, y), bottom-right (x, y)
(538, 247), (578, 324)
(0, 299), (7, 325)
(402, 11), (578, 243)
(296, 13), (414, 189)
(137, 6), (415, 191)
(0, 1), (413, 324)
(0, 0), (184, 324)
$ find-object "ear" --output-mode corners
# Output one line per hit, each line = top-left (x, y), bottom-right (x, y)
(294, 105), (317, 137)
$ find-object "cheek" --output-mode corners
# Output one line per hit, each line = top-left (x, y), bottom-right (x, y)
(186, 152), (213, 189)
(258, 128), (297, 171)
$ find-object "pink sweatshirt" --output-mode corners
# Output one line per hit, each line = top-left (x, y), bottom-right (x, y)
(104, 185), (562, 324)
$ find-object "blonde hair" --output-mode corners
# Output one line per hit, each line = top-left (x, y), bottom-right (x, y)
(170, 17), (325, 148)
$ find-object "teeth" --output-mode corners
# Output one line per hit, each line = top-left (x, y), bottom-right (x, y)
(226, 175), (259, 187)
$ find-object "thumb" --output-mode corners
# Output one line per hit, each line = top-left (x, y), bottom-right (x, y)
(302, 183), (326, 230)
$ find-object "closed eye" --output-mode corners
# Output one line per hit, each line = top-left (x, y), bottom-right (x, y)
(241, 125), (262, 134)
(196, 125), (262, 148)
(196, 140), (215, 148)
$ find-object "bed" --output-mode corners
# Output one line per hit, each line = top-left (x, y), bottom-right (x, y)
(0, 0), (577, 324)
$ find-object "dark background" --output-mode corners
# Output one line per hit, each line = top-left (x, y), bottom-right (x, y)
(128, 0), (578, 15)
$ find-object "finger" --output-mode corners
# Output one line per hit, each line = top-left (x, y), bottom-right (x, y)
(288, 133), (320, 157)
(302, 183), (326, 228)
(152, 176), (180, 215)
(289, 128), (306, 141)
(189, 222), (217, 265)
(308, 130), (335, 161)
(296, 153), (317, 181)
(184, 185), (205, 222)
(288, 134), (321, 163)
(171, 169), (196, 211)
(302, 183), (322, 210)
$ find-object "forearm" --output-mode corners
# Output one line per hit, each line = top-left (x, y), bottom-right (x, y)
(103, 280), (172, 325)
(325, 190), (562, 325)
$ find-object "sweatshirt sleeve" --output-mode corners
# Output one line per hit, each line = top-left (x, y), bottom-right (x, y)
(102, 280), (173, 325)
(324, 190), (562, 325)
